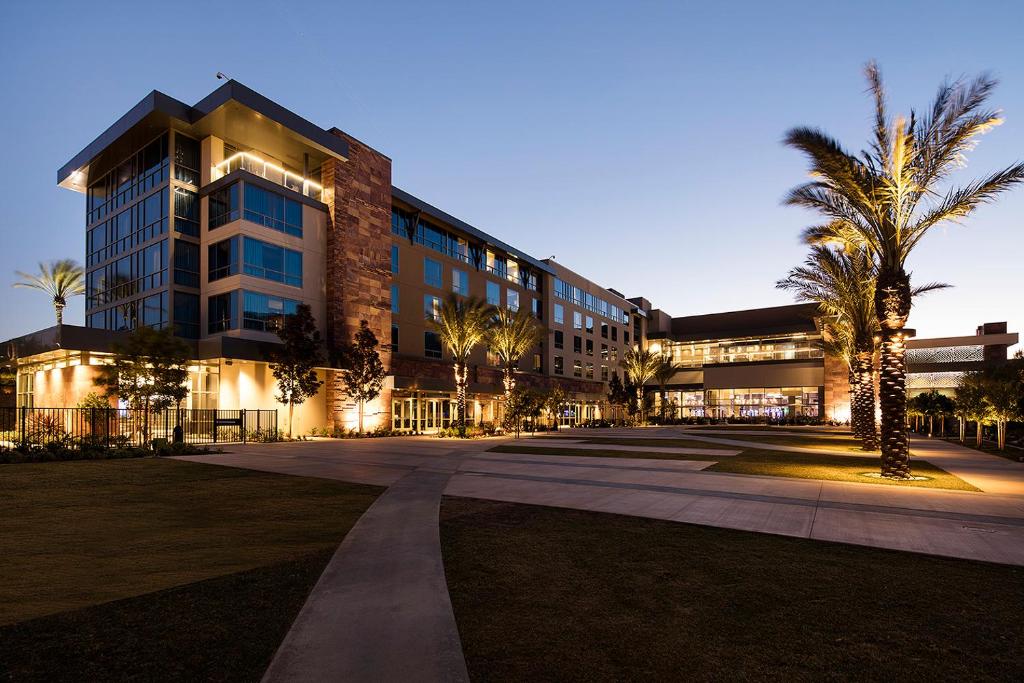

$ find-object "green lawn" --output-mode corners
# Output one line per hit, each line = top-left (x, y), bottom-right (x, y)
(0, 458), (382, 680)
(681, 431), (868, 452)
(441, 497), (1023, 681)
(489, 444), (978, 491)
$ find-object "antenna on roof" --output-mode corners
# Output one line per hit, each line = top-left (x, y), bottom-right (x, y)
(216, 72), (229, 80)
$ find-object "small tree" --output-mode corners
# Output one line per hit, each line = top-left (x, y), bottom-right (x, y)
(270, 304), (324, 438)
(955, 373), (989, 447)
(621, 347), (661, 425)
(96, 326), (191, 445)
(334, 320), (386, 435)
(982, 359), (1023, 450)
(487, 306), (543, 398)
(543, 385), (567, 431)
(432, 294), (494, 436)
(503, 386), (543, 438)
(653, 359), (684, 422)
(607, 373), (628, 423)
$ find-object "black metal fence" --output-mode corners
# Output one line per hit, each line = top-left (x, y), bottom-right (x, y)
(0, 407), (278, 450)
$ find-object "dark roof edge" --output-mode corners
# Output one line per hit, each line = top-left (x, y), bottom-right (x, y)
(391, 186), (555, 275)
(58, 80), (349, 186)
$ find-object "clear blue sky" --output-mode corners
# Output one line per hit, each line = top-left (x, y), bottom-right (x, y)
(1, 0), (1021, 342)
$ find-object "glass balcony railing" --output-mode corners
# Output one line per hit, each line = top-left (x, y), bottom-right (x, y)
(213, 151), (323, 201)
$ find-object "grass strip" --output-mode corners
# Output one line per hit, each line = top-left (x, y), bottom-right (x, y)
(441, 497), (1022, 681)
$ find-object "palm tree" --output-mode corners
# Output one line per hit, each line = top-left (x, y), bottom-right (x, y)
(13, 259), (85, 326)
(653, 358), (684, 422)
(783, 63), (1024, 478)
(487, 306), (543, 398)
(818, 318), (861, 430)
(778, 245), (880, 449)
(431, 294), (494, 436)
(621, 347), (661, 425)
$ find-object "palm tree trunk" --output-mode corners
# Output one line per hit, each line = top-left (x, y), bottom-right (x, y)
(878, 328), (910, 477)
(454, 361), (468, 436)
(848, 368), (862, 438)
(54, 301), (65, 327)
(853, 352), (878, 451)
(975, 420), (983, 447)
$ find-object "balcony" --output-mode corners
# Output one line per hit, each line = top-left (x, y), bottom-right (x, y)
(213, 151), (323, 201)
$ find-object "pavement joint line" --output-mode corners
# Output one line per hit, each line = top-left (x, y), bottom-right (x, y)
(470, 454), (715, 474)
(453, 469), (1024, 528)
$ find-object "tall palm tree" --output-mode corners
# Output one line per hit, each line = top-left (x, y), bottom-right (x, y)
(621, 347), (661, 425)
(13, 259), (85, 326)
(818, 318), (862, 434)
(653, 357), (684, 422)
(778, 245), (880, 449)
(431, 294), (494, 435)
(783, 63), (1024, 478)
(486, 306), (543, 398)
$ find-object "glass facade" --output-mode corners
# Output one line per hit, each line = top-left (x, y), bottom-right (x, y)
(658, 336), (823, 368)
(655, 387), (822, 419)
(208, 236), (302, 287)
(243, 184), (303, 236)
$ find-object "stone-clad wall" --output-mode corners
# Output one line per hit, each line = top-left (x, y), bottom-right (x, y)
(822, 351), (851, 422)
(321, 131), (394, 430)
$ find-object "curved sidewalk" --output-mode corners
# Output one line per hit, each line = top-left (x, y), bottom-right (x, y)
(262, 456), (469, 683)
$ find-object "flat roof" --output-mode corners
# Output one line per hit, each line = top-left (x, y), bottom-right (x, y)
(58, 80), (350, 190)
(656, 302), (821, 342)
(391, 186), (554, 275)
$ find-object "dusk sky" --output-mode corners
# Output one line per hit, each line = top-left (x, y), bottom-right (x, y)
(1, 0), (1021, 342)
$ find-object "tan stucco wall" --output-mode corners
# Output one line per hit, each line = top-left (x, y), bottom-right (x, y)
(29, 364), (110, 408)
(701, 361), (824, 390)
(217, 360), (328, 436)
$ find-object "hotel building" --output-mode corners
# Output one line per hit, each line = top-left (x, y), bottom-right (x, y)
(3, 81), (1017, 432)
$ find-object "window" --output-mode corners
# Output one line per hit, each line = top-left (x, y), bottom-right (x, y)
(601, 364), (609, 381)
(611, 326), (618, 342)
(209, 183), (239, 229)
(573, 360), (582, 378)
(601, 322), (608, 339)
(533, 353), (542, 372)
(586, 339), (593, 356)
(611, 347), (618, 362)
(554, 303), (564, 325)
(142, 292), (168, 329)
(392, 207), (470, 263)
(391, 323), (399, 352)
(554, 356), (564, 375)
(573, 336), (582, 354)
(243, 237), (302, 287)
(175, 292), (199, 338)
(486, 281), (500, 306)
(532, 298), (541, 319)
(208, 291), (238, 333)
(586, 362), (594, 380)
(174, 135), (200, 185)
(424, 294), (441, 322)
(601, 344), (608, 360)
(554, 330), (564, 349)
(244, 184), (303, 236)
(452, 268), (468, 295)
(209, 238), (238, 281)
(391, 284), (400, 313)
(173, 240), (199, 287)
(391, 245), (400, 274)
(173, 187), (199, 236)
(424, 257), (443, 288)
(624, 330), (630, 345)
(425, 331), (442, 359)
(242, 291), (299, 332)
(585, 316), (594, 334)
(573, 311), (582, 330)
(507, 289), (519, 312)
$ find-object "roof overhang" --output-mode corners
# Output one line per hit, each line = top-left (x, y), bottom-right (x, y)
(58, 80), (349, 192)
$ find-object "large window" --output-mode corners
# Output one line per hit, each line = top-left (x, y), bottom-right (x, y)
(392, 284), (400, 313)
(208, 291), (238, 333)
(173, 187), (199, 236)
(554, 330), (564, 349)
(173, 239), (199, 287)
(86, 133), (168, 225)
(392, 208), (471, 264)
(242, 291), (299, 332)
(452, 268), (468, 295)
(86, 187), (168, 267)
(208, 236), (301, 287)
(391, 245), (400, 274)
(174, 135), (200, 186)
(209, 183), (239, 229)
(424, 257), (443, 288)
(244, 184), (303, 236)
(507, 289), (520, 312)
(424, 295), (441, 322)
(209, 238), (238, 281)
(486, 281), (500, 306)
(142, 292), (168, 329)
(554, 303), (564, 325)
(425, 331), (442, 359)
(175, 292), (200, 338)
(242, 237), (302, 287)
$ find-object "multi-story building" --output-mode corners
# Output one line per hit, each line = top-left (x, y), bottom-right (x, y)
(4, 80), (1017, 432)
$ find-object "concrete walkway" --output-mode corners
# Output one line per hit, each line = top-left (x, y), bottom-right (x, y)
(262, 449), (469, 683)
